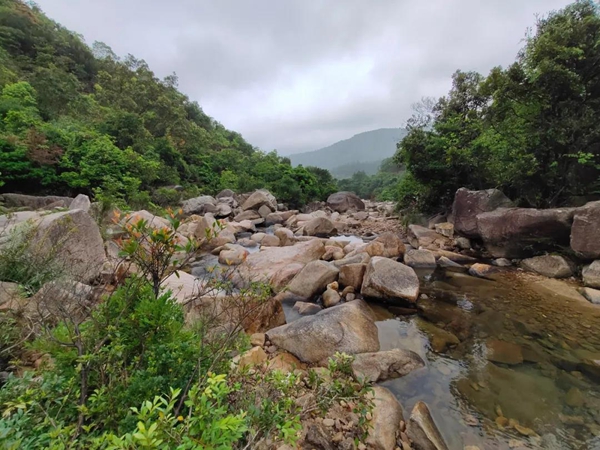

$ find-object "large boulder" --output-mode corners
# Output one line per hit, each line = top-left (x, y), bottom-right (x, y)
(365, 386), (404, 450)
(0, 193), (73, 210)
(352, 348), (424, 383)
(571, 201), (600, 259)
(521, 255), (574, 279)
(408, 225), (449, 249)
(287, 260), (339, 299)
(266, 300), (379, 363)
(371, 232), (406, 258)
(476, 207), (575, 258)
(404, 249), (436, 268)
(302, 217), (337, 237)
(451, 188), (513, 238)
(69, 194), (91, 213)
(326, 191), (365, 213)
(583, 261), (600, 288)
(181, 195), (217, 215)
(407, 401), (449, 450)
(242, 189), (277, 212)
(339, 263), (366, 290)
(361, 257), (420, 303)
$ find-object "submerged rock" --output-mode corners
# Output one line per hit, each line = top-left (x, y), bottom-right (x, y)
(451, 188), (513, 239)
(468, 263), (498, 279)
(352, 348), (425, 383)
(366, 386), (404, 450)
(361, 257), (420, 303)
(486, 339), (523, 365)
(521, 255), (574, 279)
(407, 401), (449, 450)
(266, 300), (379, 363)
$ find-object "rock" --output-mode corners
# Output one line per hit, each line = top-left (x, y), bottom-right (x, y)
(181, 195), (216, 215)
(322, 288), (341, 308)
(352, 348), (424, 383)
(305, 424), (334, 450)
(362, 257), (420, 303)
(565, 387), (584, 408)
(408, 225), (449, 249)
(271, 263), (304, 293)
(468, 263), (497, 279)
(404, 249), (436, 268)
(218, 245), (249, 266)
(216, 189), (235, 199)
(268, 352), (304, 373)
(18, 280), (93, 319)
(333, 252), (371, 268)
(583, 261), (600, 288)
(529, 278), (588, 303)
(322, 245), (344, 261)
(451, 188), (513, 238)
(214, 203), (233, 218)
(416, 318), (460, 352)
(237, 239), (325, 284)
(258, 204), (272, 218)
(432, 250), (477, 264)
(571, 201), (600, 259)
(237, 346), (267, 368)
(0, 193), (73, 210)
(477, 207), (575, 258)
(266, 300), (379, 363)
(486, 339), (523, 365)
(372, 232), (406, 258)
(521, 255), (574, 278)
(303, 217), (337, 237)
(327, 191), (365, 213)
(250, 333), (265, 347)
(366, 386), (404, 450)
(265, 212), (285, 226)
(260, 234), (280, 247)
(407, 401), (449, 450)
(434, 222), (454, 238)
(293, 301), (322, 315)
(353, 211), (369, 220)
(454, 236), (471, 250)
(287, 260), (339, 300)
(365, 241), (385, 257)
(580, 287), (600, 304)
(274, 227), (295, 246)
(69, 194), (91, 212)
(234, 210), (261, 222)
(242, 189), (277, 211)
(339, 263), (366, 290)
(437, 256), (465, 271)
(0, 282), (20, 308)
(492, 258), (512, 267)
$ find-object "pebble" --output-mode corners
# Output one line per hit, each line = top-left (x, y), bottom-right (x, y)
(323, 418), (335, 427)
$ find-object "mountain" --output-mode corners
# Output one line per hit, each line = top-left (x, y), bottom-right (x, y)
(289, 128), (407, 178)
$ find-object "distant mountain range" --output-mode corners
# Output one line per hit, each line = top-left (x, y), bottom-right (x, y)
(289, 128), (407, 178)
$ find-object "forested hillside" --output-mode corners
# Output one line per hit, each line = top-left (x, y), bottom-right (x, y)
(0, 0), (336, 208)
(395, 0), (600, 213)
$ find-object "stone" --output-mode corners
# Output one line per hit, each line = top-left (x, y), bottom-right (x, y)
(468, 263), (497, 279)
(583, 261), (600, 288)
(366, 386), (404, 450)
(437, 256), (465, 271)
(0, 193), (73, 210)
(266, 300), (379, 363)
(477, 207), (575, 258)
(365, 241), (385, 257)
(293, 301), (322, 315)
(271, 263), (304, 293)
(250, 333), (265, 347)
(20, 280), (93, 319)
(352, 348), (425, 383)
(333, 252), (371, 268)
(0, 282), (20, 308)
(268, 352), (304, 373)
(407, 401), (449, 450)
(260, 234), (280, 247)
(214, 203), (233, 218)
(237, 346), (267, 368)
(580, 287), (600, 304)
(416, 318), (460, 352)
(521, 255), (574, 278)
(571, 201), (600, 259)
(322, 288), (341, 308)
(492, 258), (512, 267)
(305, 424), (334, 450)
(322, 245), (344, 261)
(408, 224), (449, 249)
(287, 260), (339, 300)
(234, 210), (261, 222)
(327, 191), (365, 213)
(274, 227), (295, 246)
(181, 195), (216, 215)
(69, 194), (91, 212)
(216, 189), (235, 199)
(258, 204), (272, 218)
(218, 245), (249, 266)
(565, 387), (584, 408)
(371, 232), (406, 258)
(339, 263), (366, 290)
(242, 189), (277, 211)
(434, 222), (454, 238)
(454, 236), (471, 250)
(362, 257), (420, 303)
(265, 212), (285, 226)
(451, 188), (513, 238)
(530, 278), (588, 303)
(404, 249), (436, 268)
(354, 211), (369, 220)
(432, 250), (477, 264)
(303, 217), (337, 237)
(486, 339), (523, 365)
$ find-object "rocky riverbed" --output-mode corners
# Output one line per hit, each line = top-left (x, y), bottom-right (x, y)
(2, 188), (600, 449)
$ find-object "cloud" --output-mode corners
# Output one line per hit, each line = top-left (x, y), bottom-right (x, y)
(37, 0), (573, 154)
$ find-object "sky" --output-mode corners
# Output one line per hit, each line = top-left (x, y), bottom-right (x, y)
(36, 0), (573, 155)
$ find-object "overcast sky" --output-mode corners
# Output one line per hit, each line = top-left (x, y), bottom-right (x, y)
(37, 0), (572, 155)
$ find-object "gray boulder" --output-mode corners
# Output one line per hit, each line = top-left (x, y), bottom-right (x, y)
(404, 249), (436, 268)
(242, 189), (277, 211)
(408, 225), (448, 249)
(583, 261), (600, 288)
(266, 300), (379, 363)
(0, 193), (73, 210)
(371, 231), (406, 258)
(451, 188), (513, 238)
(303, 217), (337, 237)
(407, 401), (449, 450)
(366, 386), (404, 450)
(69, 194), (91, 212)
(326, 191), (365, 213)
(287, 260), (339, 300)
(571, 201), (600, 259)
(182, 195), (216, 215)
(362, 257), (420, 303)
(352, 348), (424, 383)
(233, 210), (261, 222)
(216, 189), (235, 199)
(521, 255), (574, 278)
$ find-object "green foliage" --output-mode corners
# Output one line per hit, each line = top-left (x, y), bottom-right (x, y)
(337, 157), (405, 200)
(396, 0), (600, 211)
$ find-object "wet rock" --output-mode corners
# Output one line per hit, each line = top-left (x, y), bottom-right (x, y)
(407, 401), (449, 450)
(69, 193), (91, 212)
(287, 260), (339, 300)
(486, 339), (523, 365)
(303, 217), (337, 237)
(182, 195), (216, 215)
(366, 386), (404, 450)
(371, 232), (406, 258)
(266, 300), (379, 363)
(416, 318), (460, 352)
(352, 348), (425, 383)
(361, 257), (420, 303)
(293, 301), (322, 315)
(271, 263), (304, 293)
(327, 191), (365, 213)
(404, 249), (436, 268)
(529, 279), (587, 303)
(417, 297), (471, 339)
(579, 287), (600, 304)
(339, 263), (366, 290)
(521, 255), (574, 279)
(434, 222), (454, 238)
(242, 189), (277, 211)
(451, 188), (513, 239)
(468, 263), (498, 279)
(408, 225), (449, 249)
(583, 261), (600, 288)
(571, 201), (600, 259)
(322, 288), (341, 308)
(437, 256), (465, 271)
(477, 207), (575, 258)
